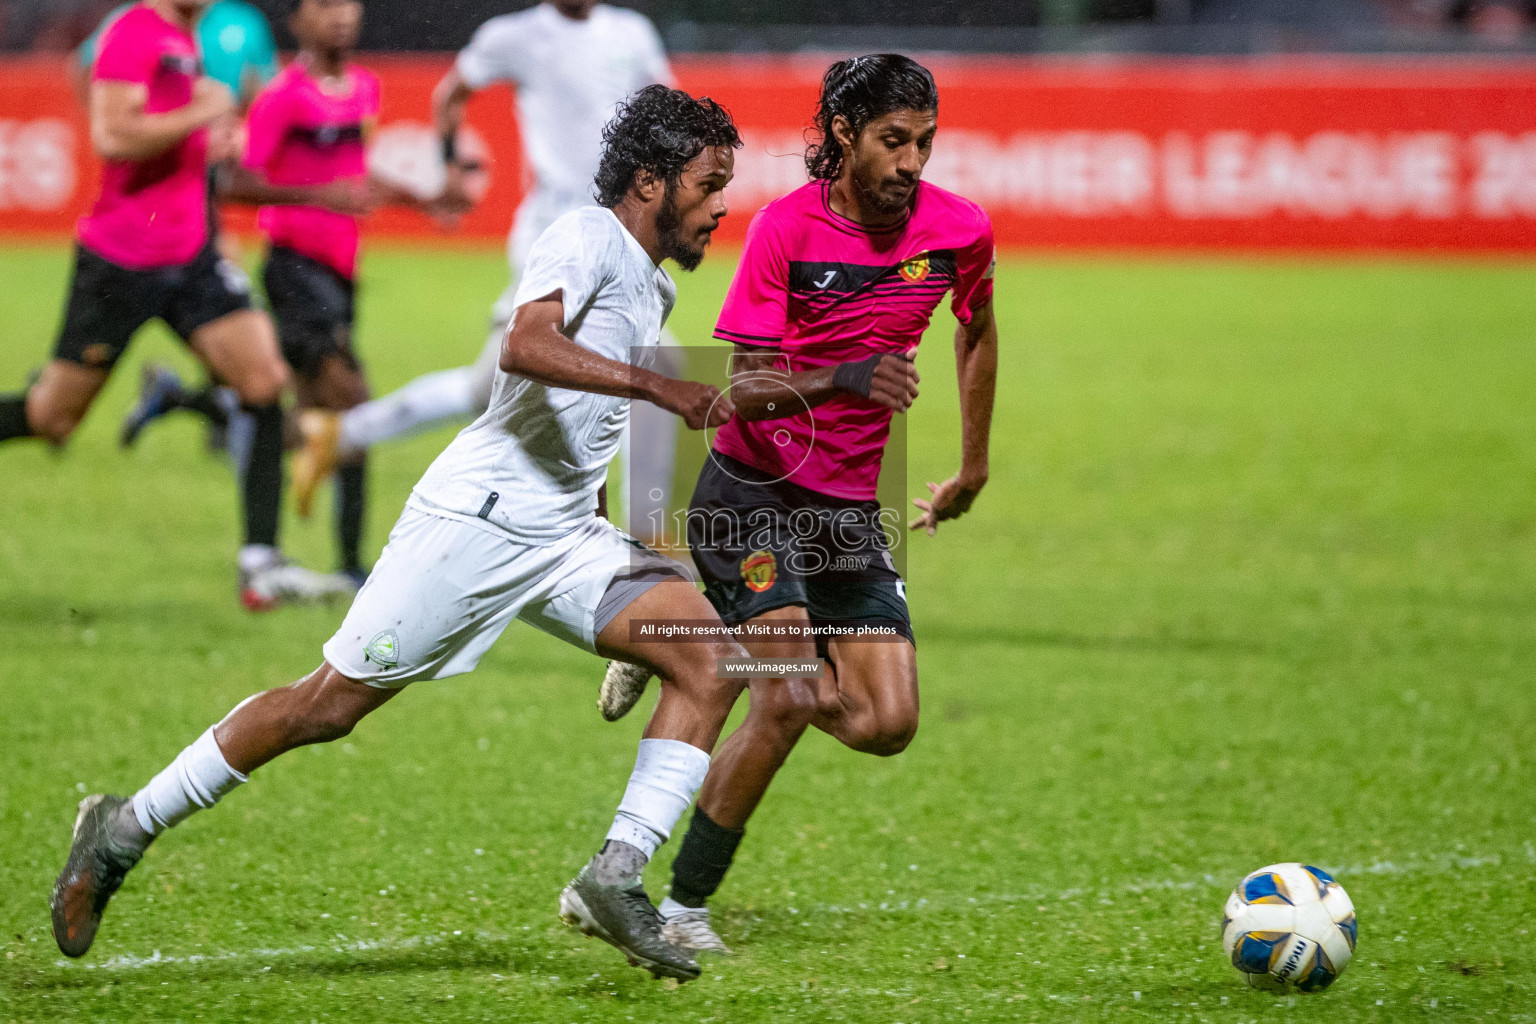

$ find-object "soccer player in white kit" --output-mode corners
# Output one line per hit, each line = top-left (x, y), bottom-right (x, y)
(294, 0), (680, 531)
(51, 86), (747, 983)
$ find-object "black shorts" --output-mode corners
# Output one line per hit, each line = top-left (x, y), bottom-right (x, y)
(262, 246), (357, 379)
(688, 451), (913, 652)
(52, 240), (253, 370)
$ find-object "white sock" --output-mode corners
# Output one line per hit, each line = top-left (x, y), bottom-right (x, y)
(131, 727), (249, 836)
(605, 738), (710, 859)
(337, 366), (479, 455)
(238, 544), (280, 574)
(658, 896), (700, 921)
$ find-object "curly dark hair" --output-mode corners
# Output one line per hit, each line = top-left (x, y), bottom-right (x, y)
(805, 54), (939, 182)
(593, 85), (742, 208)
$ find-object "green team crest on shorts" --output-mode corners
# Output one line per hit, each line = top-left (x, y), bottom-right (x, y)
(364, 630), (399, 669)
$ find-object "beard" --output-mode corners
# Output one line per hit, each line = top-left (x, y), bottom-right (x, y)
(656, 180), (708, 272)
(853, 166), (916, 217)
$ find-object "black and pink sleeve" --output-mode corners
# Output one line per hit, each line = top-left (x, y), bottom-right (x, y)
(950, 207), (996, 325)
(713, 208), (789, 349)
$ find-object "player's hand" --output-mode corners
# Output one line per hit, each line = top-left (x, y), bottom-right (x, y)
(438, 167), (477, 214)
(869, 350), (920, 412)
(318, 178), (378, 217)
(189, 78), (236, 126)
(908, 471), (986, 536)
(656, 379), (734, 430)
(427, 171), (477, 228)
(205, 113), (241, 164)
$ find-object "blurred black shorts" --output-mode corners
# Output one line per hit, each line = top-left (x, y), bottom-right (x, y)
(52, 240), (253, 370)
(263, 246), (357, 379)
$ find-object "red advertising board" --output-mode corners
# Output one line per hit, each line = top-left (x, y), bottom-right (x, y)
(1, 54), (1534, 251)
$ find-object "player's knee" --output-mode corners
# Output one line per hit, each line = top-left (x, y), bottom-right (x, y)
(29, 404), (82, 444)
(757, 676), (823, 737)
(850, 709), (918, 757)
(232, 360), (289, 407)
(658, 640), (743, 708)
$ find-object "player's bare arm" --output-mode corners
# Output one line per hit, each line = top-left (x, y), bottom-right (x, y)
(910, 297), (996, 535)
(726, 344), (919, 420)
(90, 77), (233, 162)
(215, 163), (376, 216)
(502, 294), (734, 430)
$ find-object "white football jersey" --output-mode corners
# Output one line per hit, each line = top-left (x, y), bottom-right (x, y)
(409, 206), (676, 541)
(456, 3), (672, 205)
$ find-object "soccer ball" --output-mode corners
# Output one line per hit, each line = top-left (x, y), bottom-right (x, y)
(1221, 863), (1357, 992)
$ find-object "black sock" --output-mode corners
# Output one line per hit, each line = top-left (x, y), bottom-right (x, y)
(181, 387), (230, 427)
(336, 458), (366, 571)
(670, 807), (745, 908)
(241, 402), (284, 548)
(0, 392), (33, 441)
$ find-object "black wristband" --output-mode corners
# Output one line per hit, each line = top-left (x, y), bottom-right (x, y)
(832, 352), (885, 398)
(440, 133), (458, 165)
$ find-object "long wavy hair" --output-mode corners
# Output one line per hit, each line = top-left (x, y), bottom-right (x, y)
(805, 54), (939, 181)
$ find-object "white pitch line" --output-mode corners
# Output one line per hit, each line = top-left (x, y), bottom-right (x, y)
(62, 931), (494, 972)
(57, 847), (1525, 971)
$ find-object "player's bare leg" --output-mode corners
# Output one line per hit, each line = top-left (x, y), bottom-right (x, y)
(50, 664), (397, 957)
(5, 360), (111, 445)
(660, 606), (918, 952)
(191, 309), (347, 607)
(558, 579), (747, 980)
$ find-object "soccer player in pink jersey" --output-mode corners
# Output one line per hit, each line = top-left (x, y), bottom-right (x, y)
(601, 54), (1000, 954)
(0, 0), (353, 610)
(233, 0), (464, 585)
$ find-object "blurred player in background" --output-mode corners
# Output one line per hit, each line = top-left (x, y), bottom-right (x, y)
(76, 0), (279, 455)
(292, 0), (681, 539)
(130, 0), (473, 587)
(52, 85), (747, 983)
(69, 0), (278, 110)
(600, 55), (999, 954)
(0, 0), (352, 609)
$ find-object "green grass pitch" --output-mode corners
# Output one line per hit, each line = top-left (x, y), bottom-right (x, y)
(0, 241), (1532, 1022)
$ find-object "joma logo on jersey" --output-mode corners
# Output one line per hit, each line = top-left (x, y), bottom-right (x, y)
(898, 254), (931, 283)
(364, 630), (399, 669)
(740, 550), (777, 593)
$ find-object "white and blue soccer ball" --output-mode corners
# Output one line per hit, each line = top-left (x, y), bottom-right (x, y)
(1221, 863), (1357, 992)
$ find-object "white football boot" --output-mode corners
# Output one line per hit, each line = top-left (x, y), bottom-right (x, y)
(241, 559), (356, 612)
(660, 903), (733, 956)
(598, 659), (654, 722)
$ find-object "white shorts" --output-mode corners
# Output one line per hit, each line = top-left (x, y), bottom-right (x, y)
(323, 505), (686, 689)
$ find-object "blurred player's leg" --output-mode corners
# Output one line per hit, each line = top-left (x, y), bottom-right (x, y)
(118, 364), (238, 449)
(294, 354), (371, 581)
(188, 307), (350, 608)
(264, 246), (372, 584)
(0, 361), (109, 444)
(1, 242), (160, 445)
